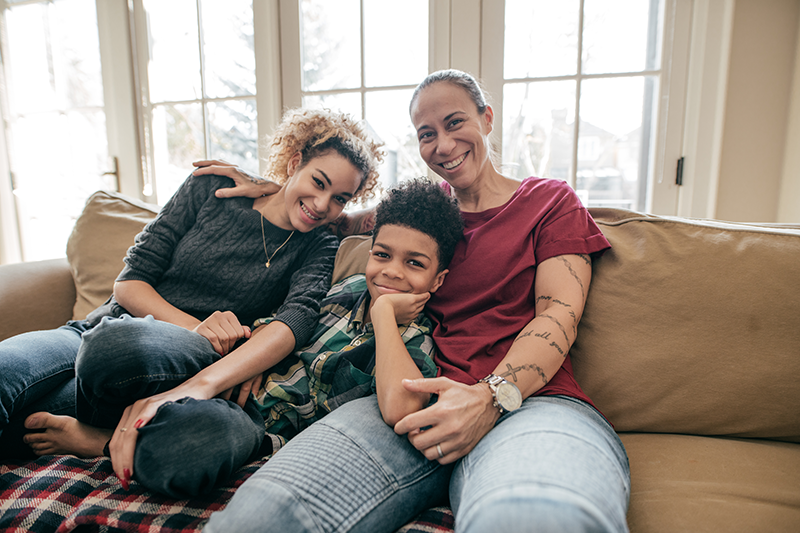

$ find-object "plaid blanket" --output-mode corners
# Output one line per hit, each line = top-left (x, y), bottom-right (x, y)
(0, 456), (454, 532)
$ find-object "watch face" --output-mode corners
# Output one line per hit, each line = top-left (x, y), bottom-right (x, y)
(496, 382), (522, 411)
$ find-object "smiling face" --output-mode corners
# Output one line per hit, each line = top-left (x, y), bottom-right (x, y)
(278, 150), (364, 232)
(410, 81), (495, 190)
(366, 224), (448, 306)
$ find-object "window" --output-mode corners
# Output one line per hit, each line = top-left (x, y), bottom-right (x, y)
(0, 0), (695, 263)
(0, 0), (113, 261)
(497, 0), (669, 212)
(283, 0), (430, 199)
(133, 0), (259, 204)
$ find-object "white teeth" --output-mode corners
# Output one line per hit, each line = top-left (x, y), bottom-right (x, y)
(442, 153), (466, 170)
(301, 203), (321, 220)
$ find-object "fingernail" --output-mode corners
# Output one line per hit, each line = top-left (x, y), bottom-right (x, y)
(124, 468), (131, 481)
(120, 474), (129, 490)
(134, 419), (144, 429)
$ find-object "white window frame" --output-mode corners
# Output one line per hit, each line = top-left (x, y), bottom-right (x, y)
(0, 0), (734, 263)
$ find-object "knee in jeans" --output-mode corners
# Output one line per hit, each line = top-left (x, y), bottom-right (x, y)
(75, 316), (151, 384)
(462, 494), (606, 533)
(133, 399), (263, 499)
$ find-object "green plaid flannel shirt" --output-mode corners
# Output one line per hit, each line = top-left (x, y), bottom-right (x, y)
(252, 274), (438, 453)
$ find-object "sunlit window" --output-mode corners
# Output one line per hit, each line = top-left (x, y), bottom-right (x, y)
(140, 0), (257, 204)
(502, 0), (662, 211)
(298, 0), (429, 200)
(1, 0), (112, 261)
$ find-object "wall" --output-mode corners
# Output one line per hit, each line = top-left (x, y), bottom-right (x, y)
(778, 5), (800, 222)
(715, 0), (800, 222)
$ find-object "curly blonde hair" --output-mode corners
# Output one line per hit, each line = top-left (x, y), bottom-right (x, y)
(262, 108), (384, 204)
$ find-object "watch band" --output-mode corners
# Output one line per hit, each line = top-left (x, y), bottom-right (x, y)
(479, 373), (520, 414)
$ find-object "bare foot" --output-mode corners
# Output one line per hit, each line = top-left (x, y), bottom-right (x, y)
(23, 412), (112, 457)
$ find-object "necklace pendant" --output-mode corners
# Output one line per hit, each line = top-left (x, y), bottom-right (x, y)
(265, 261), (270, 268)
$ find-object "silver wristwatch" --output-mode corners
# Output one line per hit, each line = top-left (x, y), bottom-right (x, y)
(479, 374), (522, 414)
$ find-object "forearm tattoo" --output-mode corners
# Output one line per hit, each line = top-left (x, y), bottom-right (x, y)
(557, 256), (585, 301)
(514, 328), (565, 357)
(501, 362), (548, 385)
(539, 313), (570, 346)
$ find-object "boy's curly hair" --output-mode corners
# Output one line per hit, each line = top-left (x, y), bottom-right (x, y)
(262, 108), (384, 204)
(373, 178), (464, 271)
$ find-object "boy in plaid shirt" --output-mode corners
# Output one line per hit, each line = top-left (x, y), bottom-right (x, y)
(252, 179), (463, 453)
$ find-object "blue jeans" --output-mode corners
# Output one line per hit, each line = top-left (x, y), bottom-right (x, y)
(1, 315), (267, 499)
(75, 314), (267, 498)
(0, 321), (88, 457)
(204, 394), (630, 533)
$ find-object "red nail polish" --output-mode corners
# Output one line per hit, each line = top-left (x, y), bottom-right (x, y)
(124, 468), (131, 481)
(134, 419), (144, 429)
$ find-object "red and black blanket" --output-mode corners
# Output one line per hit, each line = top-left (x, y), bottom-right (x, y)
(0, 456), (454, 532)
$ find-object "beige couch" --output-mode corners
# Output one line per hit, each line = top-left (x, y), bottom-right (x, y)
(1, 190), (799, 532)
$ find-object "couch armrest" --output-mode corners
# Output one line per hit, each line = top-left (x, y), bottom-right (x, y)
(0, 258), (75, 342)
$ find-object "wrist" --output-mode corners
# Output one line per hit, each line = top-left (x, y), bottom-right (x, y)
(479, 374), (522, 415)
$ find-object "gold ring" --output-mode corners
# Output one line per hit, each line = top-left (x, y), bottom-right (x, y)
(119, 428), (127, 433)
(436, 443), (444, 459)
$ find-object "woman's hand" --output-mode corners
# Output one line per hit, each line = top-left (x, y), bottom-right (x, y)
(192, 160), (280, 199)
(393, 377), (499, 464)
(371, 292), (430, 326)
(108, 381), (213, 490)
(192, 310), (251, 356)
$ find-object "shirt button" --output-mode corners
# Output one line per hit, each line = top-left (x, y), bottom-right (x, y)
(319, 354), (327, 360)
(353, 339), (362, 346)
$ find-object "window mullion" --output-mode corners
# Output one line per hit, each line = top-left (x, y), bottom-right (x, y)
(571, 0), (585, 190)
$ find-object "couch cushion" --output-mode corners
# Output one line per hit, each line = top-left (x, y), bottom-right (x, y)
(66, 191), (159, 320)
(333, 235), (371, 284)
(620, 433), (800, 533)
(573, 209), (800, 442)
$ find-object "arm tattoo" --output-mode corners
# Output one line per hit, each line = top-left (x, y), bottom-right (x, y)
(539, 313), (570, 345)
(577, 254), (591, 265)
(514, 329), (565, 357)
(501, 362), (548, 385)
(557, 256), (585, 301)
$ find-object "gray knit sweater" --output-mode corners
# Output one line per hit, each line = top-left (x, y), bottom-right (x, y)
(87, 174), (338, 349)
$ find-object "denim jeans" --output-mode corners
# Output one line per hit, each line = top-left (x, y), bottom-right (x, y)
(0, 321), (88, 457)
(1, 314), (266, 498)
(204, 394), (630, 533)
(74, 314), (267, 498)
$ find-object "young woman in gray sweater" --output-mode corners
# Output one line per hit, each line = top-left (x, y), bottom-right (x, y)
(0, 108), (383, 498)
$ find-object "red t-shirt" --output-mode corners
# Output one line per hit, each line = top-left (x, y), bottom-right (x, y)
(426, 177), (611, 408)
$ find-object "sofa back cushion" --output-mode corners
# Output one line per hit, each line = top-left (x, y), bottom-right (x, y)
(572, 208), (800, 442)
(66, 191), (159, 320)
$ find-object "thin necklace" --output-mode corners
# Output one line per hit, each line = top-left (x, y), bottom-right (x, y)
(261, 214), (295, 268)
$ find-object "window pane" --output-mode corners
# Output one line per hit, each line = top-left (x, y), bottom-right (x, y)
(201, 0), (255, 98)
(504, 0), (580, 79)
(144, 0), (201, 102)
(302, 93), (362, 119)
(152, 103), (204, 203)
(366, 89), (426, 193)
(12, 110), (110, 261)
(578, 76), (656, 210)
(363, 0), (427, 87)
(582, 0), (658, 74)
(209, 99), (259, 173)
(502, 81), (576, 182)
(5, 0), (103, 114)
(301, 0), (360, 91)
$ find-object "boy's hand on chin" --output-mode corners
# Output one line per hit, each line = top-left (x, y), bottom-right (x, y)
(373, 292), (430, 325)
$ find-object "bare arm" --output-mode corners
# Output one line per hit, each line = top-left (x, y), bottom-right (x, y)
(394, 254), (593, 463)
(370, 293), (432, 426)
(494, 253), (591, 396)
